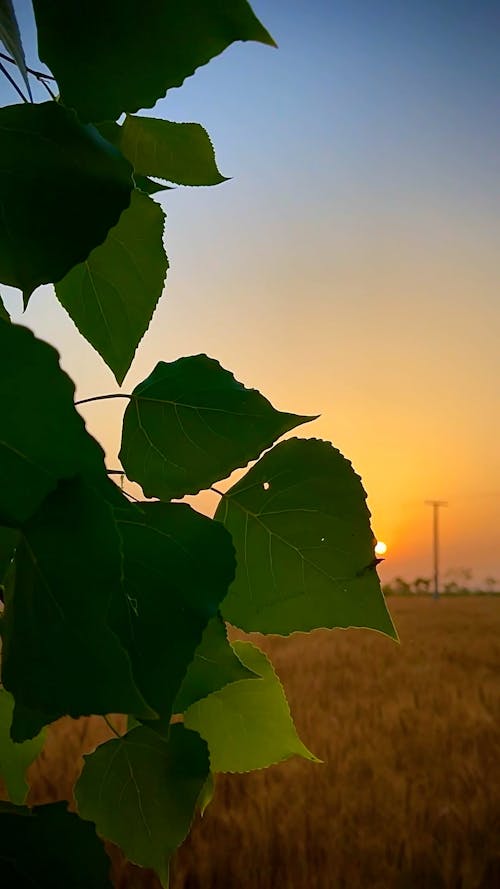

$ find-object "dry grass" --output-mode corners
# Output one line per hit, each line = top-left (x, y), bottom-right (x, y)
(8, 597), (500, 888)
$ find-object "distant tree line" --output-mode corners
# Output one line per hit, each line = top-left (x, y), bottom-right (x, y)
(383, 570), (499, 596)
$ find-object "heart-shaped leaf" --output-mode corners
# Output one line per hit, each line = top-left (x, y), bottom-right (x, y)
(109, 501), (236, 719)
(33, 0), (275, 121)
(1, 477), (154, 738)
(0, 102), (133, 300)
(120, 355), (316, 500)
(0, 321), (109, 526)
(184, 641), (318, 772)
(116, 116), (228, 186)
(56, 190), (167, 384)
(216, 438), (397, 637)
(76, 724), (209, 887)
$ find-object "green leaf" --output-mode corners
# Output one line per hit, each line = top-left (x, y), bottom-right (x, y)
(1, 477), (154, 738)
(184, 641), (318, 772)
(117, 116), (227, 186)
(109, 502), (236, 719)
(120, 355), (316, 501)
(0, 0), (32, 100)
(8, 702), (56, 746)
(97, 122), (173, 195)
(33, 0), (276, 122)
(0, 102), (133, 301)
(0, 321), (108, 525)
(0, 525), (18, 581)
(0, 800), (30, 815)
(0, 556), (14, 636)
(215, 438), (397, 638)
(56, 190), (167, 384)
(134, 174), (173, 195)
(75, 724), (209, 887)
(97, 120), (172, 194)
(0, 801), (113, 888)
(0, 689), (45, 804)
(99, 116), (222, 187)
(173, 613), (257, 714)
(197, 771), (215, 816)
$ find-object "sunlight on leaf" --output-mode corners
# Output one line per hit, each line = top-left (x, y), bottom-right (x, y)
(173, 613), (258, 713)
(117, 116), (228, 186)
(216, 438), (397, 638)
(185, 641), (319, 772)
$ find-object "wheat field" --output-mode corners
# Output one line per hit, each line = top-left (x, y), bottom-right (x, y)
(11, 597), (500, 888)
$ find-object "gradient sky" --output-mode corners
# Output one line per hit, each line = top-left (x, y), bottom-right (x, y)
(2, 1), (499, 585)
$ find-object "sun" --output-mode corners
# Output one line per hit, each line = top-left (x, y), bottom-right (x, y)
(374, 540), (388, 556)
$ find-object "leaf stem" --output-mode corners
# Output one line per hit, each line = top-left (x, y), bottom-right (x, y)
(103, 715), (122, 738)
(122, 489), (142, 503)
(74, 393), (132, 406)
(38, 78), (57, 100)
(0, 62), (29, 103)
(106, 470), (142, 503)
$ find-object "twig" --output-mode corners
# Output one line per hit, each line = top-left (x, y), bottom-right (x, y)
(122, 489), (142, 503)
(0, 61), (28, 103)
(103, 715), (122, 738)
(106, 470), (142, 503)
(0, 50), (56, 80)
(75, 393), (131, 406)
(38, 78), (56, 99)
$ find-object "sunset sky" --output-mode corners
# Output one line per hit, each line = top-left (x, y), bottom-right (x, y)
(2, 1), (499, 585)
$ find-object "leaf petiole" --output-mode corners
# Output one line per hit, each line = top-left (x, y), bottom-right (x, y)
(74, 393), (131, 406)
(102, 715), (122, 738)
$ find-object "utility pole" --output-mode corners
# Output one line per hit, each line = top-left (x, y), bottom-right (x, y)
(425, 500), (448, 600)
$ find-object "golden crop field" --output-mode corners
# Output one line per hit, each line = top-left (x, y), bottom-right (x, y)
(16, 597), (500, 888)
